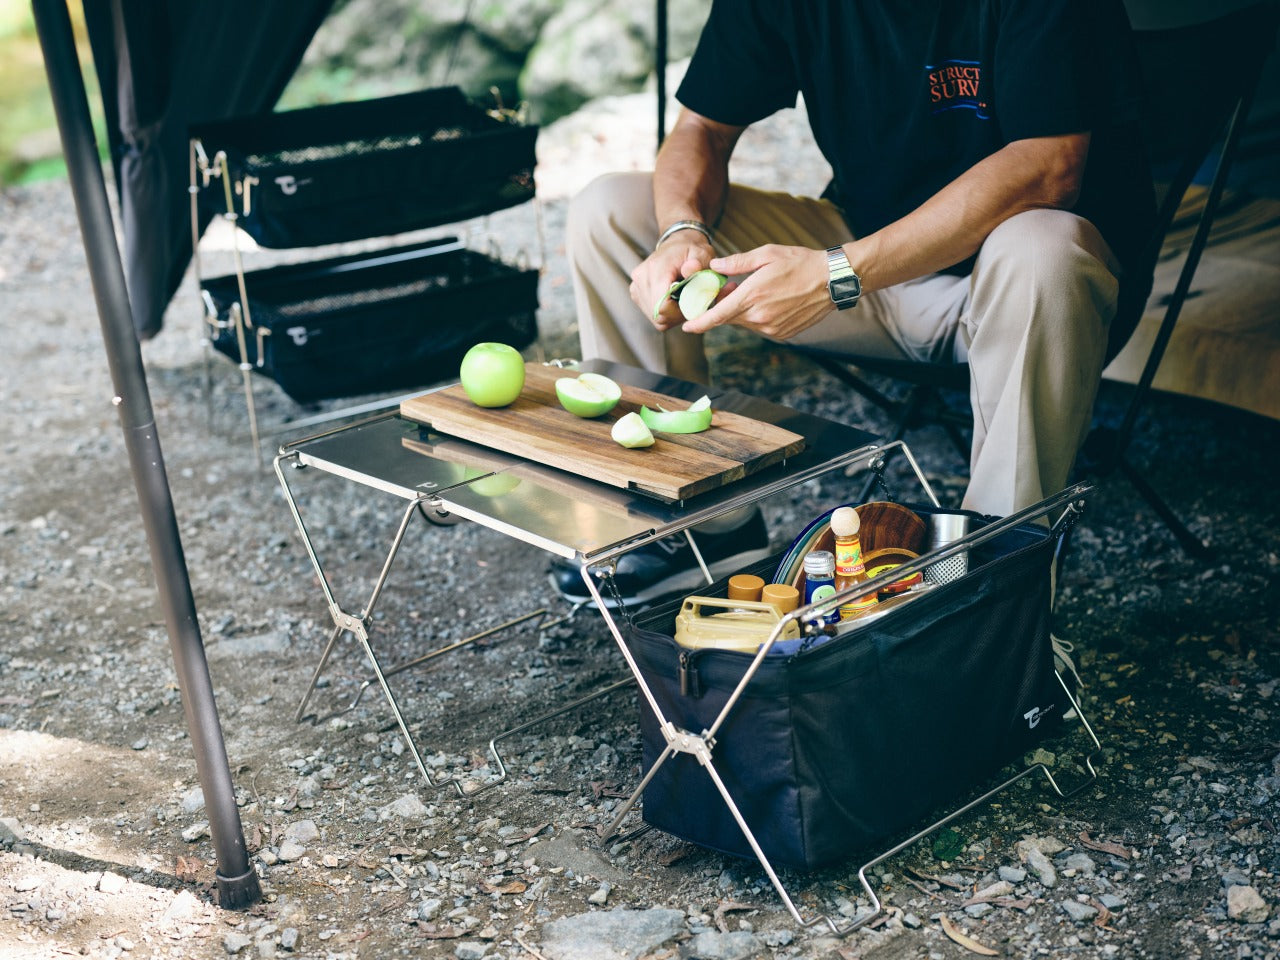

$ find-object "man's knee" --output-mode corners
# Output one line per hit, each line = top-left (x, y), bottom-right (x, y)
(980, 209), (1118, 291)
(566, 171), (655, 252)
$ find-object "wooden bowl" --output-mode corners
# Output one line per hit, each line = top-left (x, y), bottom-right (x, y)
(784, 503), (927, 593)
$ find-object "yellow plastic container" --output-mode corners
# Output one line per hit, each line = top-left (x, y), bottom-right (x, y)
(673, 596), (801, 653)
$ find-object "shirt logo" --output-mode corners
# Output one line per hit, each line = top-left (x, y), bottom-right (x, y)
(926, 60), (989, 118)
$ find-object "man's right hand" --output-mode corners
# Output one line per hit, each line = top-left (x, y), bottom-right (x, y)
(631, 234), (718, 332)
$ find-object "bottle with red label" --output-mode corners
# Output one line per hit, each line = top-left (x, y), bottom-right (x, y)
(831, 506), (879, 620)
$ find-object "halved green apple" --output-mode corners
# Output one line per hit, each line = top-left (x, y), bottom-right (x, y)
(555, 372), (622, 418)
(638, 394), (714, 434)
(611, 412), (655, 448)
(652, 269), (728, 321)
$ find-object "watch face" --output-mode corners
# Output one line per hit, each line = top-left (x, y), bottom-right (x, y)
(829, 274), (861, 307)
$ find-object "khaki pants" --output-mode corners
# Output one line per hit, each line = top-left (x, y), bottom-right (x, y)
(567, 172), (1121, 517)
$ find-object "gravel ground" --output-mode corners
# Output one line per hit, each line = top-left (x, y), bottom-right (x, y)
(2, 82), (1279, 960)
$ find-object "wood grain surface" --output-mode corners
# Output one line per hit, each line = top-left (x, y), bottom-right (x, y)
(399, 364), (805, 500)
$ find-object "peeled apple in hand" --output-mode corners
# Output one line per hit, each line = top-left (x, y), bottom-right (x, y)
(554, 372), (622, 418)
(639, 394), (713, 434)
(653, 269), (728, 321)
(611, 412), (655, 448)
(459, 342), (525, 408)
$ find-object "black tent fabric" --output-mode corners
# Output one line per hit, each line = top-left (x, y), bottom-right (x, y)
(84, 0), (333, 340)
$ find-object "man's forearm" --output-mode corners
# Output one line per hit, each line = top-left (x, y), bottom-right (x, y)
(847, 132), (1091, 294)
(652, 111), (742, 240)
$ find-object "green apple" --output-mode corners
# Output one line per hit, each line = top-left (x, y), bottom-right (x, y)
(653, 269), (728, 321)
(555, 372), (622, 418)
(459, 342), (526, 408)
(611, 412), (655, 448)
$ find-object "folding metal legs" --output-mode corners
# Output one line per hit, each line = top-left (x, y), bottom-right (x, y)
(273, 450), (617, 797)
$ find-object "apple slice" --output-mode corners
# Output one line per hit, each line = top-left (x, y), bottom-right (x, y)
(555, 372), (622, 418)
(639, 394), (714, 434)
(611, 412), (655, 448)
(652, 269), (728, 321)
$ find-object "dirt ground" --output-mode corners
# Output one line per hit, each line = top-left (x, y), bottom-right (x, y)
(2, 92), (1280, 960)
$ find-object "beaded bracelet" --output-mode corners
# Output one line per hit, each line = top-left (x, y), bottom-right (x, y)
(655, 219), (713, 251)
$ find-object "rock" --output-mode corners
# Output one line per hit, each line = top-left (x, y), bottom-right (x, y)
(276, 839), (308, 862)
(224, 931), (253, 954)
(0, 818), (26, 843)
(587, 882), (611, 905)
(418, 898), (443, 922)
(1015, 836), (1067, 859)
(964, 903), (993, 919)
(1025, 847), (1057, 888)
(13, 876), (41, 893)
(998, 866), (1027, 884)
(1062, 900), (1099, 923)
(98, 872), (127, 894)
(180, 786), (205, 814)
(283, 820), (320, 844)
(539, 907), (686, 960)
(455, 943), (487, 960)
(279, 928), (299, 951)
(1098, 894), (1127, 910)
(182, 821), (210, 842)
(1062, 853), (1096, 876)
(682, 930), (764, 960)
(1227, 885), (1270, 924)
(381, 793), (428, 819)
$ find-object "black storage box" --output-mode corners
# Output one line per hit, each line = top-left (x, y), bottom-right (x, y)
(628, 509), (1062, 871)
(191, 87), (538, 249)
(203, 238), (538, 404)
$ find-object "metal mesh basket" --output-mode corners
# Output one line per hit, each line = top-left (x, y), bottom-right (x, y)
(202, 238), (538, 403)
(190, 87), (538, 249)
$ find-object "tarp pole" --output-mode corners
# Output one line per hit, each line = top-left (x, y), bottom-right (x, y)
(31, 0), (261, 910)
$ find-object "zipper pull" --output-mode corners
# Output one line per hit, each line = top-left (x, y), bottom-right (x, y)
(678, 649), (700, 698)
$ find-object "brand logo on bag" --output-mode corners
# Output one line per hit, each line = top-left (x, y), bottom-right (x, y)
(286, 326), (309, 346)
(1023, 705), (1055, 729)
(274, 175), (313, 196)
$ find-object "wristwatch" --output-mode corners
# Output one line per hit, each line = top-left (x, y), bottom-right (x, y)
(826, 245), (862, 310)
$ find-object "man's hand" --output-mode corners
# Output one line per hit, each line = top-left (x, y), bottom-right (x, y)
(681, 244), (831, 340)
(630, 234), (717, 331)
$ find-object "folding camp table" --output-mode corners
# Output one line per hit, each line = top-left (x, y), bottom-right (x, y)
(273, 358), (1099, 933)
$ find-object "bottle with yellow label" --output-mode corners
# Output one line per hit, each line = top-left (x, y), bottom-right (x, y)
(831, 506), (879, 620)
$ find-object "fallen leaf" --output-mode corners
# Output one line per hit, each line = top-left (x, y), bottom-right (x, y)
(657, 845), (695, 867)
(174, 856), (205, 883)
(417, 923), (464, 940)
(505, 823), (550, 846)
(481, 878), (528, 895)
(906, 866), (966, 890)
(388, 846), (413, 859)
(940, 915), (999, 956)
(1078, 831), (1132, 859)
(713, 901), (754, 933)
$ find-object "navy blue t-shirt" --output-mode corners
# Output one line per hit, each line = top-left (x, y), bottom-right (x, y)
(677, 0), (1154, 304)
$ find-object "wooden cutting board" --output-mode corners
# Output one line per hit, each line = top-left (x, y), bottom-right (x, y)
(399, 364), (805, 500)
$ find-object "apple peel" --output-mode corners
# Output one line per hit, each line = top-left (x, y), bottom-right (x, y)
(639, 394), (714, 434)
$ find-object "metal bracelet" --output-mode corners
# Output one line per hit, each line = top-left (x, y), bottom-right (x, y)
(655, 219), (713, 250)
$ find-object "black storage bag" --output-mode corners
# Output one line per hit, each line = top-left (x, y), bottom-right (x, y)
(203, 238), (538, 403)
(629, 512), (1061, 871)
(191, 87), (538, 249)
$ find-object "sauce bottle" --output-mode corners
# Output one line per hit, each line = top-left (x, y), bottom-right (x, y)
(802, 550), (838, 625)
(831, 506), (878, 620)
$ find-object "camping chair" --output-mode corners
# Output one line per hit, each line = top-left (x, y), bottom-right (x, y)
(793, 2), (1278, 555)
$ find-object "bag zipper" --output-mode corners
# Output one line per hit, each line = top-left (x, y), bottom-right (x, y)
(678, 648), (702, 698)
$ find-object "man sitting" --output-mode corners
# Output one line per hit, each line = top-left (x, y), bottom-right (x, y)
(552, 0), (1154, 607)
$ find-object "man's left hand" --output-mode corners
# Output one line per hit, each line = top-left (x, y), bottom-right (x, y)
(682, 245), (833, 340)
